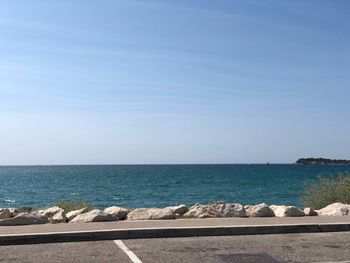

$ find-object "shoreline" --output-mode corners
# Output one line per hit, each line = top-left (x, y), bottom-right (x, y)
(0, 202), (349, 226)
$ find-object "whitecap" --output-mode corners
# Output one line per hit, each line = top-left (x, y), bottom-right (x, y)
(5, 199), (15, 203)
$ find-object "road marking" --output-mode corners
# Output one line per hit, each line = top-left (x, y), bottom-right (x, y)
(114, 240), (143, 263)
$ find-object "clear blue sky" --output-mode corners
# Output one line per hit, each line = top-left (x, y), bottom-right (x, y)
(0, 0), (349, 164)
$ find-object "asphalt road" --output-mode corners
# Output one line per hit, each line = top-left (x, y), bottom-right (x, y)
(123, 232), (350, 263)
(2, 216), (350, 235)
(1, 232), (350, 263)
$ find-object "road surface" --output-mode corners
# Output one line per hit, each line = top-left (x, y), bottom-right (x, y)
(1, 232), (350, 262)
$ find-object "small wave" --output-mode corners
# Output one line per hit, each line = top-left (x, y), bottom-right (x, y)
(70, 193), (79, 196)
(5, 199), (15, 203)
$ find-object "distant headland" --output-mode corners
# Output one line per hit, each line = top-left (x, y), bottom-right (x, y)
(296, 158), (350, 165)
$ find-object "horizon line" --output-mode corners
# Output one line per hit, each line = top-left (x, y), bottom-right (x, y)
(0, 162), (297, 167)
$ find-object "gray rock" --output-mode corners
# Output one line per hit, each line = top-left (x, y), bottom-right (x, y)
(7, 207), (33, 218)
(7, 207), (32, 218)
(40, 206), (67, 223)
(316, 203), (350, 216)
(127, 208), (175, 220)
(246, 203), (275, 217)
(211, 202), (246, 217)
(9, 206), (33, 217)
(66, 207), (88, 221)
(164, 204), (189, 216)
(8, 208), (18, 217)
(304, 207), (318, 216)
(0, 209), (12, 219)
(244, 205), (253, 210)
(70, 209), (118, 223)
(0, 212), (48, 226)
(40, 206), (63, 217)
(104, 206), (129, 220)
(183, 204), (210, 218)
(183, 202), (246, 218)
(51, 210), (67, 223)
(270, 205), (305, 217)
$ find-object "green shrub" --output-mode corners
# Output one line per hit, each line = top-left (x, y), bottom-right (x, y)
(56, 200), (95, 213)
(301, 174), (350, 209)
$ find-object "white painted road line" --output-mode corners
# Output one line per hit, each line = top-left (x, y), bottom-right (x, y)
(114, 240), (143, 263)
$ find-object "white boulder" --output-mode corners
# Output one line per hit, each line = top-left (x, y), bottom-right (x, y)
(0, 212), (48, 226)
(66, 207), (88, 221)
(39, 206), (67, 223)
(316, 203), (350, 216)
(183, 204), (210, 218)
(164, 204), (189, 216)
(127, 208), (175, 220)
(270, 205), (305, 217)
(245, 203), (275, 217)
(51, 210), (67, 223)
(210, 202), (246, 217)
(0, 209), (11, 219)
(40, 206), (63, 217)
(70, 209), (118, 223)
(183, 202), (246, 218)
(104, 206), (129, 220)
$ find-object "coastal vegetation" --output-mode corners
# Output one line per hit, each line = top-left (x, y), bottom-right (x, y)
(296, 158), (350, 165)
(56, 200), (95, 213)
(301, 174), (350, 209)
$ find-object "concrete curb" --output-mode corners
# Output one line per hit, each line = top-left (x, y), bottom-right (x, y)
(1, 223), (350, 246)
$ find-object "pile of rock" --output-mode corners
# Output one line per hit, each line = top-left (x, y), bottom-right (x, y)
(183, 202), (245, 218)
(1, 202), (350, 226)
(245, 203), (275, 217)
(315, 202), (350, 216)
(0, 207), (48, 226)
(127, 204), (188, 220)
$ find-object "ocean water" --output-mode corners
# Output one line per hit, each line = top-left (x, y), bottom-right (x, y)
(0, 164), (350, 209)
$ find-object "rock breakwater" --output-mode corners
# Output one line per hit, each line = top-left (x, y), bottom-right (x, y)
(1, 202), (350, 226)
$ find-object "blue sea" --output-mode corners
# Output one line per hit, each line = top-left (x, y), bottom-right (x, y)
(0, 164), (350, 209)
